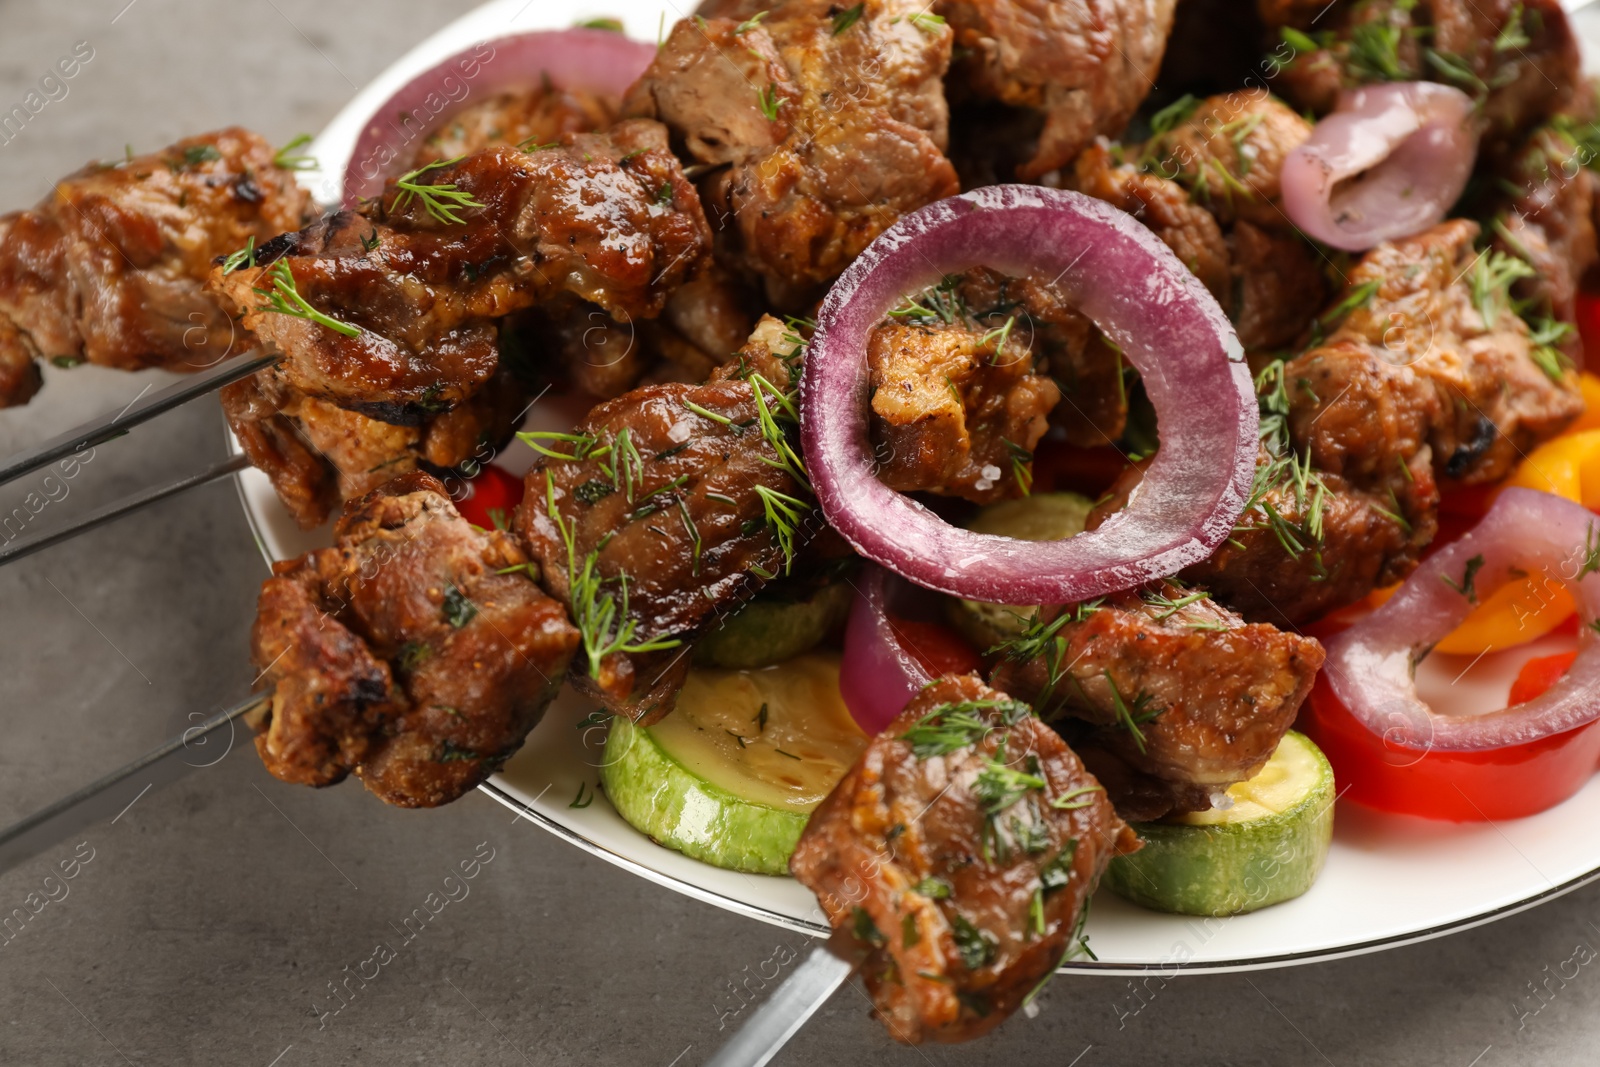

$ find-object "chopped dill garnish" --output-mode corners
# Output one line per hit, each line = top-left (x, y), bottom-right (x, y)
(221, 236), (256, 274)
(735, 10), (767, 34)
(1104, 671), (1162, 753)
(832, 2), (864, 34)
(570, 782), (595, 808)
(908, 11), (946, 33)
(950, 914), (996, 970)
(442, 585), (478, 628)
(1050, 785), (1102, 811)
(1469, 249), (1535, 328)
(391, 157), (486, 224)
(1441, 554), (1485, 603)
(272, 133), (318, 171)
(252, 260), (362, 338)
(757, 84), (781, 122)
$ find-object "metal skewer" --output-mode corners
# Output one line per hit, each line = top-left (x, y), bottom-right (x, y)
(0, 350), (276, 488)
(703, 931), (861, 1067)
(0, 691), (267, 878)
(0, 452), (252, 567)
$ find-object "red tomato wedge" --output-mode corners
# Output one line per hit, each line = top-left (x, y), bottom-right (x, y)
(888, 617), (982, 679)
(454, 465), (525, 532)
(1509, 652), (1580, 707)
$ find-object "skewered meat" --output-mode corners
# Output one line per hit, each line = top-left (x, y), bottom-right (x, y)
(628, 2), (958, 306)
(868, 280), (1060, 504)
(222, 366), (529, 529)
(250, 471), (579, 807)
(937, 0), (1178, 180)
(988, 580), (1325, 820)
(0, 313), (42, 407)
(211, 121), (710, 418)
(1289, 219), (1580, 492)
(0, 128), (310, 407)
(1260, 0), (1580, 154)
(407, 85), (617, 168)
(515, 325), (808, 722)
(791, 674), (1136, 1043)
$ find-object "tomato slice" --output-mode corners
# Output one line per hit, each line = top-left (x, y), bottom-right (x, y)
(1509, 652), (1579, 706)
(1029, 438), (1131, 499)
(888, 617), (982, 678)
(1301, 676), (1600, 821)
(454, 465), (525, 531)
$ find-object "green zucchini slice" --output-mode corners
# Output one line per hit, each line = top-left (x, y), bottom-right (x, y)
(1104, 731), (1336, 917)
(601, 652), (866, 875)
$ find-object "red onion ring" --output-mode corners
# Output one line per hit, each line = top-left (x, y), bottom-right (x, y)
(1281, 82), (1477, 252)
(341, 29), (657, 206)
(1326, 487), (1600, 751)
(801, 185), (1257, 606)
(840, 565), (933, 734)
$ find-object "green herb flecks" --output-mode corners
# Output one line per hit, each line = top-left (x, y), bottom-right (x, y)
(391, 157), (486, 224)
(1105, 670), (1162, 753)
(950, 914), (996, 970)
(831, 2), (864, 34)
(272, 133), (318, 171)
(1441, 553), (1486, 603)
(570, 782), (596, 808)
(221, 236), (257, 274)
(253, 260), (362, 338)
(442, 585), (478, 628)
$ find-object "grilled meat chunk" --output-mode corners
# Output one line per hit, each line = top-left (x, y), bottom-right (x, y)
(988, 581), (1325, 820)
(1482, 116), (1600, 336)
(628, 2), (958, 305)
(1289, 219), (1580, 493)
(868, 280), (1060, 503)
(1260, 0), (1579, 153)
(212, 122), (710, 416)
(937, 0), (1178, 180)
(408, 85), (617, 168)
(250, 471), (579, 807)
(222, 366), (528, 529)
(0, 313), (42, 407)
(791, 675), (1136, 1044)
(515, 336), (807, 722)
(0, 128), (309, 406)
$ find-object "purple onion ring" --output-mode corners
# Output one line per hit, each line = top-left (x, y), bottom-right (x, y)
(801, 185), (1257, 606)
(1281, 81), (1478, 252)
(341, 29), (657, 206)
(1326, 487), (1600, 751)
(839, 565), (934, 734)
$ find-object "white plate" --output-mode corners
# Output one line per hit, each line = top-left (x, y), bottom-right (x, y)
(234, 0), (1600, 975)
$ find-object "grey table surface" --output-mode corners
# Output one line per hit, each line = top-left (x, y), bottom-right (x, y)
(0, 1), (1597, 1064)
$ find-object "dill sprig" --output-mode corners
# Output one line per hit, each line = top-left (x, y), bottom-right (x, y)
(221, 236), (256, 274)
(1469, 249), (1536, 328)
(1528, 316), (1576, 381)
(831, 2), (864, 34)
(391, 157), (486, 224)
(1140, 586), (1212, 621)
(971, 740), (1047, 816)
(1237, 361), (1328, 565)
(1104, 670), (1162, 753)
(272, 133), (318, 171)
(757, 84), (781, 122)
(899, 699), (1030, 758)
(888, 276), (967, 325)
(252, 260), (361, 338)
(517, 430), (609, 463)
(545, 472), (681, 678)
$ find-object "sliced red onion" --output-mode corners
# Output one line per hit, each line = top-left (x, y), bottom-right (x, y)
(1326, 487), (1600, 751)
(802, 185), (1257, 606)
(840, 566), (933, 734)
(342, 29), (657, 206)
(1281, 82), (1477, 252)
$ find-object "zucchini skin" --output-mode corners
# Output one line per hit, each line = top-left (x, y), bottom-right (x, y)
(601, 716), (807, 876)
(695, 581), (852, 669)
(1104, 733), (1335, 916)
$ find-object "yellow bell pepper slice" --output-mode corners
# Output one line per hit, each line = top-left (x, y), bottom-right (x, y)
(1418, 430), (1600, 654)
(1568, 373), (1600, 434)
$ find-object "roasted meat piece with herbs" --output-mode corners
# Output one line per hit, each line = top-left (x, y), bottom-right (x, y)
(406, 85), (618, 168)
(937, 0), (1178, 180)
(629, 2), (958, 305)
(1260, 0), (1579, 153)
(515, 323), (810, 723)
(221, 366), (529, 529)
(0, 128), (310, 406)
(791, 675), (1136, 1044)
(211, 121), (710, 418)
(250, 471), (579, 807)
(868, 277), (1060, 503)
(988, 581), (1325, 821)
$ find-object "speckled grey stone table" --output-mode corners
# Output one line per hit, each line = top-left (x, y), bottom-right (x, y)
(2, 2), (1600, 1064)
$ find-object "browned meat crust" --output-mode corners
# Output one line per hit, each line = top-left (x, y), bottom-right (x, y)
(515, 346), (806, 723)
(791, 675), (1136, 1044)
(211, 122), (710, 418)
(250, 471), (579, 807)
(988, 581), (1325, 821)
(867, 281), (1060, 503)
(1260, 0), (1579, 155)
(0, 312), (42, 407)
(628, 3), (958, 305)
(408, 86), (617, 168)
(0, 128), (309, 405)
(223, 365), (528, 529)
(938, 0), (1178, 180)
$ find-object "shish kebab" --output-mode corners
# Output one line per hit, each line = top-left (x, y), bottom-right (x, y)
(0, 0), (1596, 1052)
